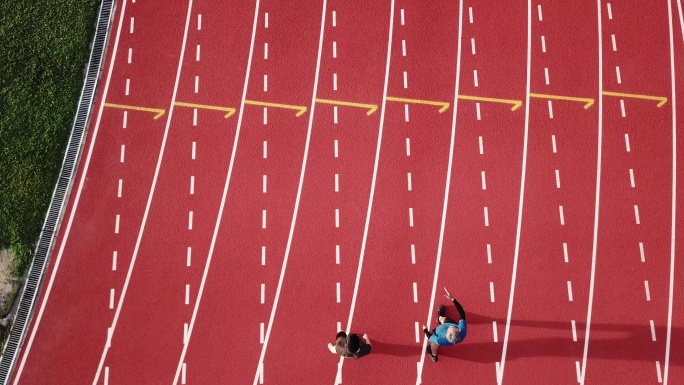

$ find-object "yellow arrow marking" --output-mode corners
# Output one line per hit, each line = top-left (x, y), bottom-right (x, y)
(530, 93), (595, 109)
(315, 98), (378, 115)
(457, 95), (522, 111)
(104, 103), (165, 119)
(602, 91), (668, 107)
(174, 101), (236, 118)
(244, 100), (307, 117)
(386, 96), (450, 113)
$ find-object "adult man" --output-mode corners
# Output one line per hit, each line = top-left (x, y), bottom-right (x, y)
(422, 287), (467, 362)
(327, 332), (372, 358)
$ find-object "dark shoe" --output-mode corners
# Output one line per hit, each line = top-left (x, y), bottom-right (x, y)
(426, 346), (438, 362)
(438, 305), (445, 317)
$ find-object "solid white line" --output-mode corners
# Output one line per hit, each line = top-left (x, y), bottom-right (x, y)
(481, 171), (487, 190)
(567, 281), (573, 301)
(335, 173), (339, 192)
(640, 241), (646, 262)
(563, 242), (569, 263)
(192, 141), (196, 159)
(473, 69), (478, 87)
(333, 73), (338, 90)
(262, 209), (266, 229)
(611, 34), (617, 51)
(405, 103), (410, 121)
(544, 67), (550, 85)
(471, 38), (476, 55)
(190, 176), (195, 195)
(629, 168), (635, 188)
(336, 245), (340, 265)
(261, 284), (265, 304)
(572, 320), (578, 341)
(112, 251), (117, 271)
(334, 139), (339, 157)
(625, 133), (631, 152)
(332, 41), (336, 58)
(404, 71), (408, 88)
(415, 322), (420, 343)
(120, 144), (125, 163)
(658, 360), (663, 383)
(645, 280), (651, 301)
(188, 211), (193, 230)
(197, 44), (200, 61)
(406, 137), (411, 156)
(615, 66), (621, 84)
(263, 107), (267, 125)
(555, 169), (561, 188)
(401, 8), (405, 25)
(492, 321), (498, 342)
(123, 111), (127, 128)
(490, 282), (495, 302)
(334, 106), (338, 124)
(187, 247), (192, 267)
(484, 206), (489, 226)
(634, 205), (641, 224)
(262, 246), (266, 266)
(479, 136), (484, 154)
(497, 2), (532, 383)
(335, 208), (340, 228)
(411, 244), (416, 264)
(197, 14), (202, 30)
(407, 172), (412, 191)
(552, 134), (557, 153)
(541, 35), (546, 52)
(559, 205), (565, 225)
(336, 282), (341, 303)
(413, 282), (418, 302)
(115, 214), (120, 234)
(548, 100), (554, 118)
(409, 208), (414, 227)
(620, 99), (626, 117)
(476, 102), (481, 120)
(185, 284), (190, 305)
(538, 4), (543, 21)
(263, 174), (267, 193)
(607, 3), (613, 19)
(339, 3), (394, 382)
(125, 78), (130, 95)
(487, 244), (492, 264)
(402, 39), (407, 56)
(651, 320), (657, 341)
(264, 74), (268, 92)
(579, 3), (604, 381)
(118, 179), (122, 197)
(130, 17), (134, 34)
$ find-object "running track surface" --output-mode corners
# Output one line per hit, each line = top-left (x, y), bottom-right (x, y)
(10, 1), (684, 384)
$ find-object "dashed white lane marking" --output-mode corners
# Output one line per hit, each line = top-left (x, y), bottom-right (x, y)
(332, 41), (337, 58)
(260, 283), (265, 304)
(400, 8), (405, 25)
(187, 247), (192, 267)
(184, 323), (189, 344)
(263, 174), (267, 193)
(634, 204), (641, 224)
(334, 106), (338, 123)
(471, 38), (476, 54)
(492, 321), (498, 342)
(263, 107), (268, 125)
(407, 172), (412, 191)
(415, 322), (420, 343)
(489, 282), (495, 302)
(112, 251), (117, 271)
(403, 71), (408, 88)
(571, 320), (578, 341)
(188, 211), (193, 230)
(262, 209), (267, 229)
(645, 280), (651, 301)
(128, 48), (132, 64)
(555, 169), (561, 188)
(405, 104), (410, 121)
(402, 40), (407, 56)
(412, 282), (418, 302)
(333, 73), (338, 90)
(476, 102), (481, 120)
(197, 14), (202, 30)
(335, 208), (340, 228)
(567, 281), (573, 301)
(262, 246), (266, 266)
(118, 179), (123, 197)
(258, 364), (263, 384)
(657, 360), (663, 383)
(337, 321), (342, 333)
(611, 34), (617, 51)
(615, 66), (622, 84)
(537, 4), (543, 21)
(336, 245), (340, 265)
(479, 136), (484, 154)
(625, 133), (631, 152)
(193, 108), (198, 126)
(332, 10), (337, 27)
(481, 171), (487, 190)
(130, 17), (134, 34)
(336, 282), (341, 303)
(548, 100), (554, 118)
(541, 35), (546, 52)
(552, 134), (557, 153)
(607, 3), (613, 19)
(484, 206), (489, 226)
(264, 74), (268, 92)
(544, 67), (550, 85)
(559, 205), (565, 225)
(335, 173), (340, 192)
(192, 141), (196, 160)
(263, 140), (267, 158)
(334, 139), (339, 157)
(469, 6), (473, 23)
(576, 361), (581, 383)
(125, 78), (130, 95)
(473, 70), (479, 87)
(104, 367), (109, 385)
(264, 12), (269, 28)
(185, 284), (190, 305)
(264, 43), (268, 60)
(409, 208), (414, 227)
(196, 44), (200, 61)
(260, 322), (264, 343)
(406, 137), (411, 156)
(110, 289), (115, 309)
(620, 99), (626, 117)
(115, 214), (120, 234)
(487, 244), (492, 264)
(629, 168), (635, 187)
(650, 320), (656, 341)
(123, 111), (127, 128)
(563, 242), (569, 263)
(411, 244), (416, 264)
(190, 176), (195, 194)
(640, 242), (646, 262)
(107, 327), (112, 348)
(194, 76), (199, 93)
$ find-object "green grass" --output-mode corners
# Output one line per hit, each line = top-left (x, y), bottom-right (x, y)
(0, 0), (100, 275)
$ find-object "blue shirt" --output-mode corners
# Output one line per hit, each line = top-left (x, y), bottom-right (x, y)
(428, 319), (467, 346)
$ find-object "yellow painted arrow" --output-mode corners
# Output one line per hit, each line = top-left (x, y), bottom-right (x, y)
(104, 103), (166, 119)
(602, 91), (668, 107)
(245, 100), (307, 117)
(315, 98), (378, 115)
(174, 101), (236, 118)
(457, 95), (522, 111)
(386, 96), (450, 113)
(530, 93), (594, 109)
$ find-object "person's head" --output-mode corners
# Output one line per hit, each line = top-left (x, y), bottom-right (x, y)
(446, 326), (460, 344)
(347, 334), (361, 353)
(336, 331), (347, 340)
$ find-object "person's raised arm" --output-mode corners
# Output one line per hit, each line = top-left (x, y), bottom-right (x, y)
(444, 287), (466, 321)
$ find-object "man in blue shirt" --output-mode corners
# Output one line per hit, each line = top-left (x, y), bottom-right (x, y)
(422, 287), (467, 362)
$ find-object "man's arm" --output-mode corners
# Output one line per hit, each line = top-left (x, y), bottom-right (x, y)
(444, 287), (466, 321)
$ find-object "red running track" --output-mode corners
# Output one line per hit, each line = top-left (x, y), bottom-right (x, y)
(10, 0), (684, 384)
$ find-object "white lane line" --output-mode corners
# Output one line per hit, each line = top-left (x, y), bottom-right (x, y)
(471, 38), (476, 54)
(123, 111), (127, 128)
(115, 215), (120, 234)
(479, 136), (484, 154)
(559, 205), (565, 225)
(484, 206), (489, 226)
(184, 323), (189, 344)
(128, 48), (132, 64)
(615, 66), (622, 84)
(407, 172), (412, 191)
(336, 208), (340, 228)
(190, 176), (195, 195)
(541, 35), (546, 52)
(492, 321), (498, 342)
(497, 2), (532, 382)
(193, 108), (197, 126)
(563, 242), (569, 263)
(333, 73), (338, 90)
(262, 246), (266, 266)
(263, 107), (268, 125)
(402, 40), (407, 56)
(657, 360), (663, 383)
(192, 141), (196, 160)
(335, 139), (339, 158)
(109, 289), (115, 309)
(261, 284), (265, 304)
(185, 284), (190, 305)
(537, 4), (543, 21)
(334, 106), (338, 124)
(194, 76), (199, 93)
(625, 133), (631, 152)
(265, 12), (268, 28)
(332, 41), (337, 58)
(634, 205), (641, 224)
(620, 99), (626, 117)
(405, 104), (410, 121)
(629, 168), (635, 188)
(409, 208), (414, 227)
(262, 209), (267, 229)
(130, 17), (134, 34)
(263, 174), (267, 193)
(339, 3), (394, 381)
(263, 140), (267, 159)
(651, 320), (657, 341)
(403, 71), (408, 88)
(104, 367), (109, 385)
(611, 34), (617, 51)
(413, 282), (418, 303)
(469, 6), (473, 23)
(567, 281), (573, 301)
(336, 283), (341, 303)
(544, 67), (550, 85)
(476, 102), (481, 120)
(555, 169), (561, 188)
(481, 171), (487, 190)
(336, 245), (340, 265)
(640, 242), (646, 262)
(125, 78), (130, 95)
(487, 244), (492, 264)
(258, 364), (263, 385)
(645, 280), (651, 301)
(332, 10), (337, 27)
(264, 42), (268, 60)
(112, 251), (117, 271)
(489, 282), (495, 302)
(197, 14), (202, 30)
(335, 173), (340, 192)
(415, 322), (420, 343)
(548, 100), (554, 119)
(264, 74), (268, 92)
(118, 179), (123, 197)
(571, 320), (578, 341)
(411, 244), (416, 264)
(607, 3), (613, 19)
(473, 69), (479, 87)
(401, 8), (405, 25)
(552, 134), (557, 153)
(406, 137), (411, 156)
(188, 211), (193, 230)
(196, 44), (201, 61)
(187, 247), (192, 267)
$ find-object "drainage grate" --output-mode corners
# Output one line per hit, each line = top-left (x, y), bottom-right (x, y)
(0, 0), (115, 383)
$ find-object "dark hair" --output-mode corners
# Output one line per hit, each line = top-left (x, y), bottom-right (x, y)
(347, 334), (361, 353)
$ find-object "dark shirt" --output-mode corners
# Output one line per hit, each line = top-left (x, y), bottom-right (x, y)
(334, 336), (372, 358)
